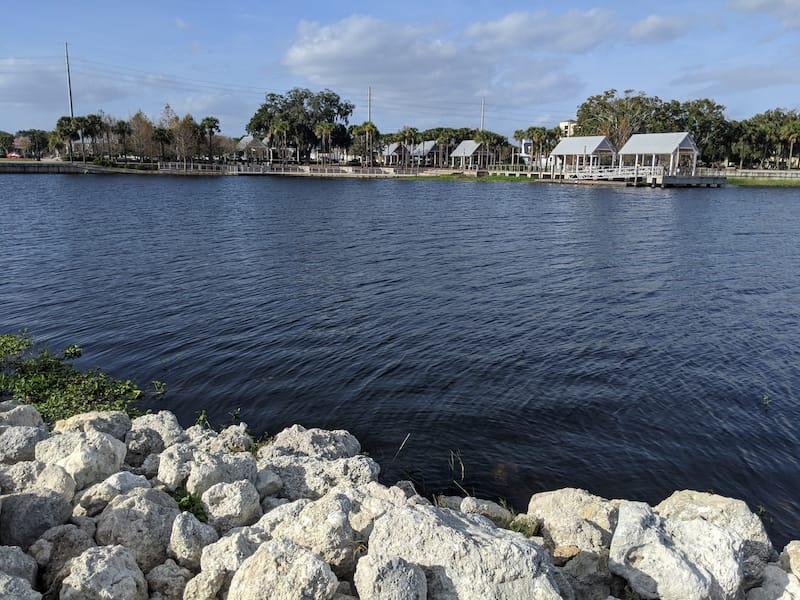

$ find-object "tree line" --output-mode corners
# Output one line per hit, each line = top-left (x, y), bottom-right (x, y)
(2, 87), (798, 168)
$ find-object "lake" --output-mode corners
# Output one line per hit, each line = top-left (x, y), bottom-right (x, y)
(2, 173), (799, 546)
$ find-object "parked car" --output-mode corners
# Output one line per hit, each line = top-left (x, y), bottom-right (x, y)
(6, 152), (21, 159)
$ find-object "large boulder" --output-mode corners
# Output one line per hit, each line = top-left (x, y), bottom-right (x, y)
(366, 504), (563, 599)
(260, 453), (380, 500)
(226, 538), (339, 600)
(146, 559), (193, 600)
(167, 511), (219, 572)
(260, 424), (362, 460)
(782, 541), (800, 579)
(0, 461), (75, 500)
(125, 411), (186, 467)
(27, 524), (96, 596)
(0, 425), (48, 464)
(609, 500), (743, 600)
(73, 471), (150, 517)
(201, 480), (262, 534)
(34, 429), (126, 490)
(655, 490), (775, 588)
(0, 545), (37, 586)
(53, 410), (132, 441)
(156, 443), (257, 496)
(746, 564), (800, 600)
(268, 491), (357, 576)
(0, 489), (72, 550)
(0, 401), (44, 428)
(0, 572), (41, 600)
(354, 555), (427, 600)
(95, 487), (181, 573)
(59, 545), (147, 600)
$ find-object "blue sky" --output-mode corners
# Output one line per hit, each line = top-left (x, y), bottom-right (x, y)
(2, 0), (799, 139)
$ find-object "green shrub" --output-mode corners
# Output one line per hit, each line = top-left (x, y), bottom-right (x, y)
(0, 331), (144, 426)
(171, 486), (208, 522)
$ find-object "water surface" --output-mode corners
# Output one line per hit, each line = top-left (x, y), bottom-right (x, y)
(2, 174), (799, 544)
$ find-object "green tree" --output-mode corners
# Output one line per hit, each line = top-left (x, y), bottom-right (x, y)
(575, 89), (661, 150)
(268, 119), (289, 163)
(247, 88), (355, 161)
(112, 119), (132, 159)
(83, 114), (104, 157)
(781, 116), (800, 169)
(152, 126), (175, 162)
(199, 116), (220, 162)
(56, 116), (79, 161)
(314, 121), (335, 164)
(0, 130), (12, 154)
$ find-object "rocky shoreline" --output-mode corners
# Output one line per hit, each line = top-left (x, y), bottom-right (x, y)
(0, 401), (798, 599)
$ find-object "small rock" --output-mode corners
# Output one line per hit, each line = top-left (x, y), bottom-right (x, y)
(460, 496), (513, 526)
(0, 425), (48, 464)
(0, 545), (37, 586)
(0, 401), (44, 428)
(0, 489), (72, 550)
(168, 511), (219, 572)
(354, 555), (427, 600)
(59, 545), (147, 600)
(201, 480), (262, 534)
(781, 541), (800, 579)
(146, 559), (193, 600)
(53, 410), (132, 441)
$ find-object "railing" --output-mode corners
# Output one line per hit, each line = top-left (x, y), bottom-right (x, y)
(158, 162), (230, 173)
(564, 165), (664, 179)
(698, 168), (800, 180)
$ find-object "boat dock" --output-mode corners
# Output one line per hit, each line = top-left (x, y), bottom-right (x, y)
(485, 165), (726, 188)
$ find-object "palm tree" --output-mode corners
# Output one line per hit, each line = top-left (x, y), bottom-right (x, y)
(269, 120), (289, 164)
(56, 116), (79, 161)
(112, 120), (132, 159)
(315, 122), (334, 165)
(473, 129), (493, 168)
(780, 118), (800, 169)
(72, 116), (88, 162)
(513, 129), (527, 168)
(84, 114), (103, 157)
(152, 127), (175, 162)
(199, 116), (220, 163)
(397, 126), (419, 167)
(361, 121), (378, 167)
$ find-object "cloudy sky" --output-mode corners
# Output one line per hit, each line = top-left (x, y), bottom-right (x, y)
(2, 0), (799, 139)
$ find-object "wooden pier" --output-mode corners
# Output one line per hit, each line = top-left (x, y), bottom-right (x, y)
(486, 165), (725, 188)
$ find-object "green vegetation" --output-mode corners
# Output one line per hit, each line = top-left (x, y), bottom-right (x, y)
(728, 178), (800, 187)
(170, 486), (208, 522)
(0, 331), (143, 426)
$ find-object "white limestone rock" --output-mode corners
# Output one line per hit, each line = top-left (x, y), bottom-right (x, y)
(781, 541), (800, 579)
(746, 564), (800, 600)
(255, 467), (282, 499)
(207, 422), (253, 454)
(367, 504), (563, 599)
(0, 425), (48, 464)
(268, 491), (357, 576)
(260, 453), (380, 501)
(0, 489), (72, 550)
(53, 410), (132, 441)
(0, 544), (37, 586)
(0, 401), (44, 428)
(0, 461), (77, 501)
(34, 429), (126, 490)
(184, 526), (270, 598)
(609, 500), (744, 600)
(27, 523), (96, 595)
(527, 488), (618, 555)
(436, 494), (464, 510)
(155, 442), (195, 490)
(146, 558), (193, 600)
(125, 411), (186, 467)
(167, 511), (219, 572)
(655, 490), (775, 588)
(95, 487), (181, 573)
(460, 496), (513, 526)
(259, 424), (361, 460)
(201, 480), (262, 534)
(0, 571), (41, 600)
(336, 481), (419, 538)
(226, 538), (339, 600)
(73, 471), (150, 517)
(59, 545), (147, 600)
(354, 555), (427, 600)
(184, 451), (257, 497)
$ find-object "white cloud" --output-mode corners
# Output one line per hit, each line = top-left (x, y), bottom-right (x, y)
(628, 15), (690, 43)
(729, 0), (800, 27)
(282, 14), (589, 132)
(465, 9), (618, 53)
(176, 17), (189, 30)
(673, 62), (800, 97)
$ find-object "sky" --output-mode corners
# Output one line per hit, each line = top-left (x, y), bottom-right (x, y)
(2, 0), (799, 140)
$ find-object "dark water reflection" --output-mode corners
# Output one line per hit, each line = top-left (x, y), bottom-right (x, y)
(2, 174), (799, 545)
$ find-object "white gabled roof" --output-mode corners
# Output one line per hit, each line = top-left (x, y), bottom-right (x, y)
(236, 134), (267, 151)
(383, 142), (402, 156)
(618, 132), (698, 155)
(412, 140), (437, 157)
(550, 136), (616, 156)
(450, 140), (481, 157)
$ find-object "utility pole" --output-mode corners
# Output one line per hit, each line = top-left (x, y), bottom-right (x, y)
(480, 96), (485, 131)
(65, 42), (74, 118)
(368, 86), (372, 123)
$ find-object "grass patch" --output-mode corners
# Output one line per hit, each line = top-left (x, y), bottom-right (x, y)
(0, 330), (144, 426)
(728, 177), (800, 187)
(170, 486), (208, 522)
